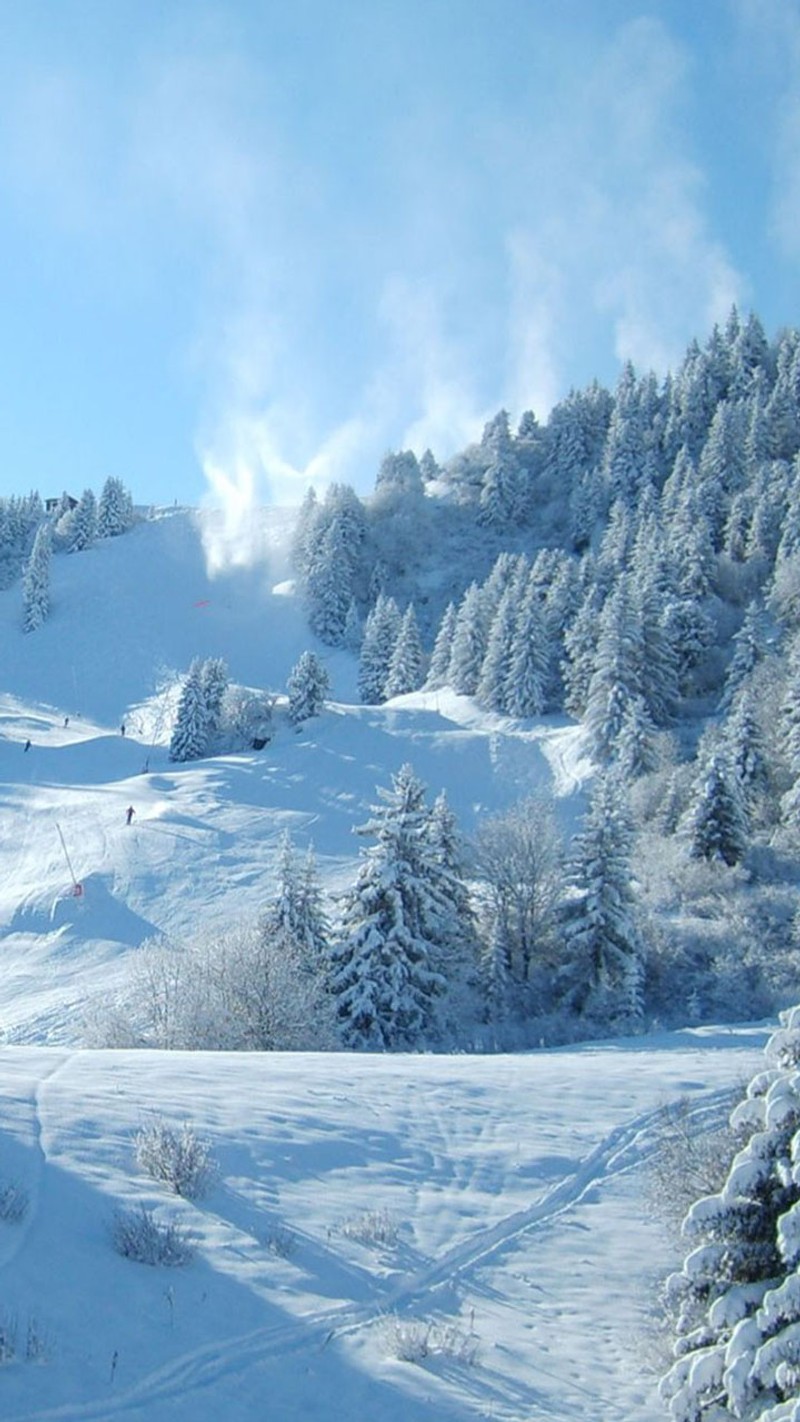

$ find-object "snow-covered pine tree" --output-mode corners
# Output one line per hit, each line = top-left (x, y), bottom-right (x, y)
(476, 588), (517, 712)
(562, 583), (604, 717)
(601, 363), (648, 505)
(504, 577), (549, 717)
(200, 657), (228, 738)
(584, 578), (642, 761)
(329, 764), (447, 1049)
(67, 488), (98, 552)
(661, 1007), (800, 1422)
(297, 842), (329, 968)
(662, 596), (715, 695)
(287, 650), (330, 724)
(263, 831), (302, 941)
(291, 487), (320, 577)
(306, 521), (352, 646)
(97, 477), (134, 537)
(358, 593), (401, 703)
(425, 601), (458, 690)
(560, 772), (643, 1029)
(448, 583), (488, 696)
(22, 523), (51, 632)
(477, 411), (524, 527)
(632, 576), (680, 727)
(262, 831), (329, 971)
(343, 597), (362, 653)
(384, 604), (424, 698)
(688, 751), (748, 867)
(169, 660), (209, 762)
(614, 694), (660, 780)
(724, 691), (770, 815)
(780, 638), (800, 826)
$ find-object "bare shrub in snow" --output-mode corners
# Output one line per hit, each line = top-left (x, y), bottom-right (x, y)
(340, 1208), (400, 1248)
(0, 1309), (49, 1364)
(381, 1314), (479, 1366)
(472, 794), (564, 988)
(648, 1093), (741, 1236)
(0, 1180), (29, 1223)
(261, 1224), (298, 1259)
(96, 920), (336, 1052)
(0, 1310), (16, 1364)
(111, 1206), (194, 1267)
(134, 1120), (217, 1199)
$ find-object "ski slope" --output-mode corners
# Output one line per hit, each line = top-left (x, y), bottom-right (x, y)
(0, 507), (592, 1044)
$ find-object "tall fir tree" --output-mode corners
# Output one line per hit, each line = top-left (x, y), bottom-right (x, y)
(97, 477), (134, 537)
(384, 604), (424, 698)
(329, 765), (447, 1049)
(425, 602), (458, 690)
(448, 583), (488, 696)
(688, 752), (748, 866)
(358, 594), (401, 704)
(504, 578), (550, 717)
(67, 488), (98, 552)
(287, 651), (330, 724)
(22, 523), (51, 633)
(560, 773), (643, 1029)
(169, 660), (209, 762)
(476, 588), (517, 712)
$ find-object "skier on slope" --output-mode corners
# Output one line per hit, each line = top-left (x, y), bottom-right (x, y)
(125, 806), (135, 826)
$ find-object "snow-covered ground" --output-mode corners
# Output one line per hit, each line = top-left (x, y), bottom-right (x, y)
(0, 508), (769, 1417)
(0, 1032), (767, 1421)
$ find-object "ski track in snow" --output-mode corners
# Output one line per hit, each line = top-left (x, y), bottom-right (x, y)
(5, 1068), (735, 1422)
(0, 1054), (75, 1274)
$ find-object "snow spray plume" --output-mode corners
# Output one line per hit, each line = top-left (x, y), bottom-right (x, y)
(199, 407), (372, 576)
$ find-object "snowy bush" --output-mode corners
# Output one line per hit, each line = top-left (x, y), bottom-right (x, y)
(381, 1314), (479, 1366)
(111, 1206), (194, 1267)
(340, 1208), (400, 1248)
(648, 1094), (741, 1235)
(0, 1180), (29, 1224)
(134, 1119), (217, 1199)
(96, 920), (336, 1053)
(219, 685), (275, 750)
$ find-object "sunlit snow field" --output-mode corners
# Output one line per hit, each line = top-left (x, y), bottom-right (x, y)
(0, 509), (767, 1418)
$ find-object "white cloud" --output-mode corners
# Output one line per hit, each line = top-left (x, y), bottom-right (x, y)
(732, 1), (800, 260)
(493, 17), (744, 386)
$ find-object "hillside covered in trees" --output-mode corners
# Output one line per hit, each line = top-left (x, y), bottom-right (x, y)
(286, 308), (800, 1043)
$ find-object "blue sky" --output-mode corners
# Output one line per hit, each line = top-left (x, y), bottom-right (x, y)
(0, 0), (797, 509)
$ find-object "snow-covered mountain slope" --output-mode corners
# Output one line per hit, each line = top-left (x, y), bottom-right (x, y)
(0, 508), (774, 1420)
(0, 1029), (767, 1422)
(0, 507), (591, 1044)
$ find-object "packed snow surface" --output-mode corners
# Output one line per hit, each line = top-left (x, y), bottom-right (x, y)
(0, 508), (769, 1417)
